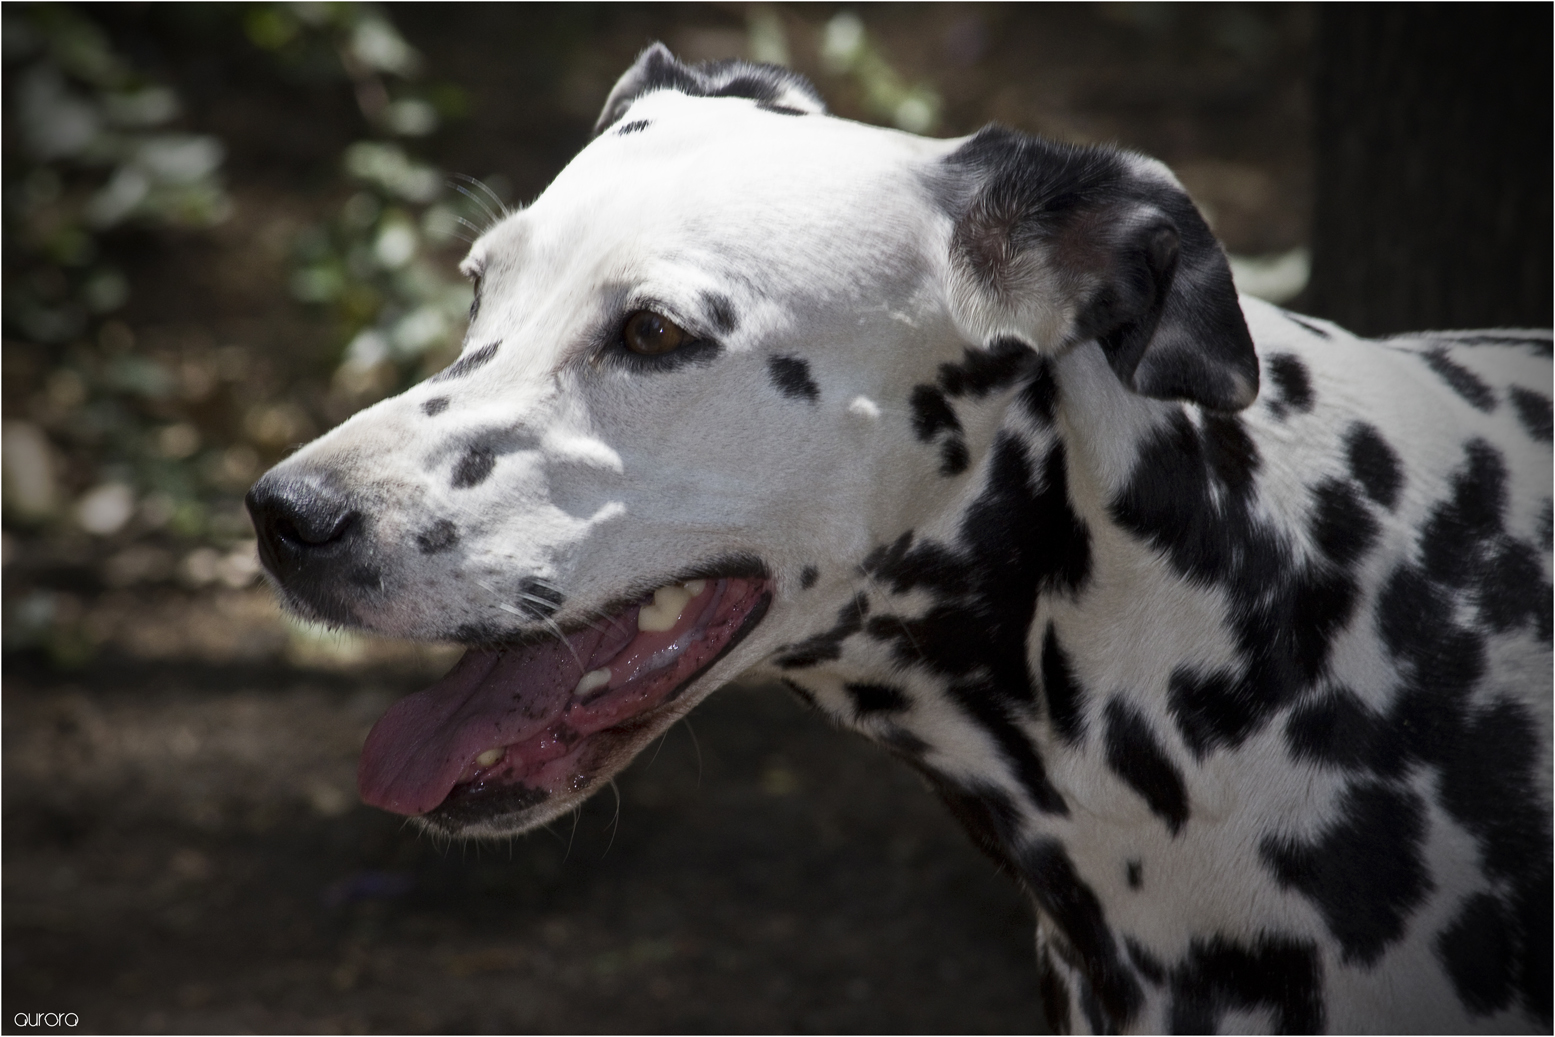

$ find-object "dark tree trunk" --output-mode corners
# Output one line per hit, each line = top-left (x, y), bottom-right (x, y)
(1305, 3), (1552, 336)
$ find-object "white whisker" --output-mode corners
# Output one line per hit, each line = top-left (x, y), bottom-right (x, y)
(452, 172), (511, 224)
(602, 778), (622, 858)
(450, 179), (500, 230)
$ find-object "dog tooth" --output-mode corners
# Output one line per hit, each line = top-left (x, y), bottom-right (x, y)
(475, 748), (504, 768)
(574, 667), (611, 697)
(682, 579), (706, 596)
(637, 584), (692, 631)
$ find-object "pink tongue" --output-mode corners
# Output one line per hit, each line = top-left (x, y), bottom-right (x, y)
(358, 614), (637, 816)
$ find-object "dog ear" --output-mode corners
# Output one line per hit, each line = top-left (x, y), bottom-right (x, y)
(595, 43), (827, 136)
(942, 128), (1258, 412)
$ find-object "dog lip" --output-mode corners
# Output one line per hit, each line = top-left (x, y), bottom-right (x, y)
(427, 587), (772, 834)
(448, 557), (770, 650)
(358, 575), (772, 819)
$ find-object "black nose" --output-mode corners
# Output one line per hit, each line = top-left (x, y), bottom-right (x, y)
(246, 471), (362, 581)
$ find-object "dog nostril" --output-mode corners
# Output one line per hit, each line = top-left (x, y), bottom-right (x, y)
(246, 474), (361, 562)
(273, 510), (357, 548)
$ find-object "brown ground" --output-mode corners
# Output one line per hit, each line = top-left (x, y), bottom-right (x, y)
(4, 6), (1312, 1033)
(5, 664), (1046, 1033)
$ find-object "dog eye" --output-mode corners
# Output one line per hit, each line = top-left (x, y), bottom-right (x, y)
(622, 310), (687, 355)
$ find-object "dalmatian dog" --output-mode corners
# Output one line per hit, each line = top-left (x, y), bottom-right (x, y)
(247, 47), (1552, 1033)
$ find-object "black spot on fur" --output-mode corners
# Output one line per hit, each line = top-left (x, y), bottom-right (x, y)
(936, 338), (1036, 397)
(432, 341), (499, 383)
(773, 592), (868, 668)
(1104, 699), (1190, 835)
(909, 385), (965, 476)
(703, 292), (738, 334)
(1076, 981), (1107, 1035)
(422, 396), (450, 417)
(416, 519), (459, 554)
(1377, 566), (1489, 711)
(1037, 943), (1074, 1035)
(1438, 893), (1515, 1016)
(1020, 839), (1143, 1028)
(909, 385), (960, 440)
(1112, 412), (1264, 586)
(1165, 935), (1325, 1034)
(1118, 411), (1363, 755)
(1516, 870), (1553, 1024)
(1261, 781), (1432, 965)
(845, 682), (909, 717)
(451, 447), (496, 488)
(1167, 666), (1258, 758)
(1478, 539), (1550, 635)
(1428, 767), (1546, 1027)
(1283, 311), (1332, 338)
(1040, 623), (1087, 744)
(1437, 699), (1548, 885)
(865, 440), (1091, 626)
(1374, 564), (1446, 664)
(1125, 860), (1143, 890)
(1344, 422), (1403, 509)
(863, 436), (1091, 815)
(594, 44), (825, 134)
(1284, 687), (1386, 771)
(616, 119), (650, 134)
(1422, 347), (1496, 411)
(1309, 478), (1380, 569)
(939, 438), (970, 475)
(1387, 437), (1552, 642)
(909, 340), (1037, 478)
(1510, 386), (1553, 441)
(1124, 936), (1165, 984)
(757, 101), (808, 116)
(1419, 439), (1506, 586)
(946, 681), (1068, 815)
(1019, 357), (1061, 424)
(799, 565), (818, 589)
(1432, 331), (1553, 354)
(1265, 353), (1314, 419)
(767, 355), (819, 402)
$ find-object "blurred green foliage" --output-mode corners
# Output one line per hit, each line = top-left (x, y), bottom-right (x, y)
(3, 4), (232, 540)
(244, 2), (475, 402)
(820, 11), (941, 133)
(1, 2), (478, 661)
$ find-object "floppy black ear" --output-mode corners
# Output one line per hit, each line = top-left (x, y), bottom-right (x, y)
(942, 127), (1258, 412)
(594, 42), (826, 136)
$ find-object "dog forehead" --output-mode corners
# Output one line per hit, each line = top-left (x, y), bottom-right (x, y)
(471, 94), (958, 284)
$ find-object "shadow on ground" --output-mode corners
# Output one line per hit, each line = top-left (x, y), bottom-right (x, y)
(5, 662), (1045, 1033)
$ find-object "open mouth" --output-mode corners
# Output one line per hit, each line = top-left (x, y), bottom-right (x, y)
(358, 576), (772, 824)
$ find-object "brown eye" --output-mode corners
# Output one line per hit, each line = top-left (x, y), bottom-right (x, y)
(622, 310), (687, 355)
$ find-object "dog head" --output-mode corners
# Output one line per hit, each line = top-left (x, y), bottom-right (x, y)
(248, 45), (1254, 837)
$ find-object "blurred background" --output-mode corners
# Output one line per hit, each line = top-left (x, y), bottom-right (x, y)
(2, 4), (1547, 1033)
